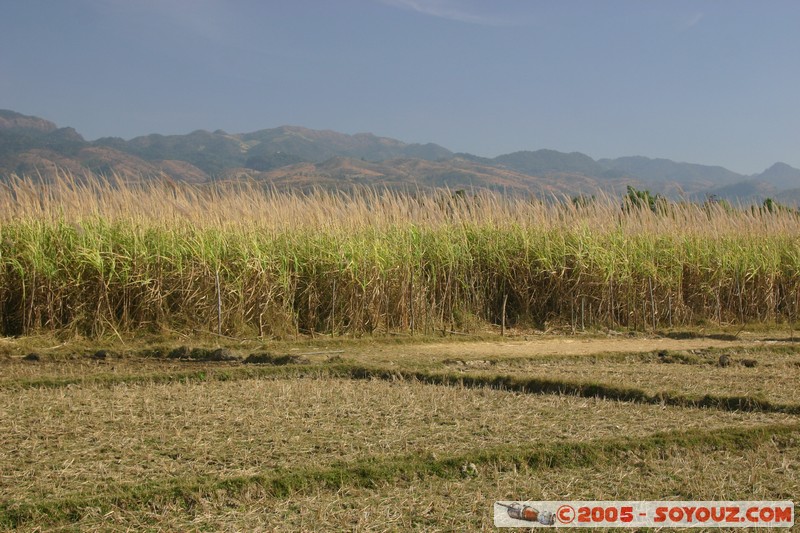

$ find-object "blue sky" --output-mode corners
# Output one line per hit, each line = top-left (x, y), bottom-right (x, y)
(1, 0), (798, 174)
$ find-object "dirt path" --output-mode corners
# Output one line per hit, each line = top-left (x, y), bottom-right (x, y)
(350, 332), (793, 363)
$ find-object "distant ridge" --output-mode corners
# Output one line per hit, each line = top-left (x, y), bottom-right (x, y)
(597, 156), (743, 187)
(494, 149), (615, 180)
(1, 108), (798, 202)
(0, 109), (59, 134)
(753, 162), (800, 190)
(89, 125), (454, 177)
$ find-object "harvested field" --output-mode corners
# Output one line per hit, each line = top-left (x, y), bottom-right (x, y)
(0, 358), (232, 387)
(0, 334), (798, 529)
(455, 356), (800, 406)
(5, 377), (795, 507)
(15, 425), (800, 531)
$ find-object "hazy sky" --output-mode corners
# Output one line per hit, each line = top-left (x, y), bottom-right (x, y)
(2, 0), (798, 174)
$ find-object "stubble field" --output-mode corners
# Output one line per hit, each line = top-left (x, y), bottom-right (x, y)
(1, 332), (799, 531)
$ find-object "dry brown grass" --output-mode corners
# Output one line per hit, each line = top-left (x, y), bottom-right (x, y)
(38, 428), (800, 532)
(0, 358), (219, 386)
(2, 377), (795, 509)
(3, 334), (799, 406)
(2, 335), (799, 529)
(455, 359), (800, 405)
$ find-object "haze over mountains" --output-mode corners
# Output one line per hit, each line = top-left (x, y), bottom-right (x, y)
(2, 109), (799, 202)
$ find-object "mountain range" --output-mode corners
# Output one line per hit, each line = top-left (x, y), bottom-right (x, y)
(2, 109), (799, 201)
